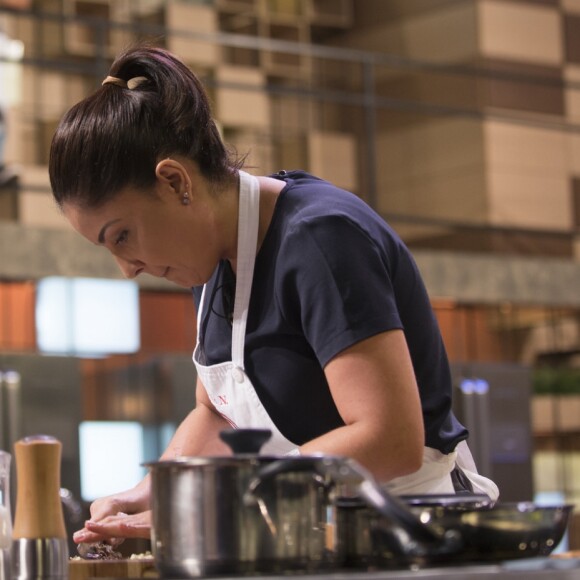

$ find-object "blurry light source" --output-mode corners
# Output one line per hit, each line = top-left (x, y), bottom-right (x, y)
(35, 277), (140, 355)
(79, 421), (145, 501)
(0, 29), (24, 107)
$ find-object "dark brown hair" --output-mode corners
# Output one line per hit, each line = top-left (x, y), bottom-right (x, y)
(49, 44), (237, 209)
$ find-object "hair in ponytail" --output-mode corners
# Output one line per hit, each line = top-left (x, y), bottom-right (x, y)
(49, 44), (238, 209)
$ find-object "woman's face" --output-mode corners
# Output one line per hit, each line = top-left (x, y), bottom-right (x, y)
(63, 173), (224, 288)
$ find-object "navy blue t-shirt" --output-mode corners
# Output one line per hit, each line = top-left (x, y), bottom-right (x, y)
(193, 171), (467, 453)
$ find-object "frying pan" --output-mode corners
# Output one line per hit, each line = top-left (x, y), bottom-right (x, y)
(409, 500), (574, 563)
(335, 492), (573, 568)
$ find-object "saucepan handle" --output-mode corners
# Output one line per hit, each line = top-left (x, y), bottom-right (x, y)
(247, 457), (331, 499)
(244, 457), (332, 540)
(247, 455), (462, 556)
(316, 458), (449, 546)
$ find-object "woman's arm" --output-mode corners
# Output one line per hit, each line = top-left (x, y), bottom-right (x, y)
(159, 379), (232, 459)
(299, 329), (424, 482)
(74, 379), (231, 543)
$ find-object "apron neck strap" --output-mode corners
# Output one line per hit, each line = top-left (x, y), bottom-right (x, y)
(231, 171), (260, 367)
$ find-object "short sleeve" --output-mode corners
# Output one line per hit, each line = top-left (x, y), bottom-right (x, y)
(276, 213), (404, 366)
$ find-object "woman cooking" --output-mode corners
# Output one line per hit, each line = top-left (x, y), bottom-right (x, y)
(48, 44), (499, 545)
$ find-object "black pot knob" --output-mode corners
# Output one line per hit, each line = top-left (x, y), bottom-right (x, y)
(219, 428), (272, 454)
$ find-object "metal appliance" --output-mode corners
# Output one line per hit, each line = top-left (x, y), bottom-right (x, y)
(0, 369), (21, 457)
(451, 362), (534, 502)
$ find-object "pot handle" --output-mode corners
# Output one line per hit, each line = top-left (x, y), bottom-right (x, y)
(219, 429), (272, 454)
(250, 456), (460, 551)
(247, 457), (332, 497)
(319, 458), (450, 546)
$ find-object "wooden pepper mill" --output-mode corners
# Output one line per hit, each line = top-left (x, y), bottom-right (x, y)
(12, 435), (69, 580)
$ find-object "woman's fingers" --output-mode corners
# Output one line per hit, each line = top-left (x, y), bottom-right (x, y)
(82, 511), (152, 540)
(89, 497), (128, 522)
(73, 528), (109, 544)
(73, 511), (151, 543)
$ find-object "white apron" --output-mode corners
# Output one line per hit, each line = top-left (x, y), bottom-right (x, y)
(385, 442), (498, 500)
(192, 171), (500, 500)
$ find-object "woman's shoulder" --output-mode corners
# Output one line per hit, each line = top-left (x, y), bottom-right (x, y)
(268, 170), (351, 195)
(269, 170), (372, 220)
(270, 171), (398, 246)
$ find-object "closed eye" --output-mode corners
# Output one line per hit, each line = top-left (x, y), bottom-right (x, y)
(115, 230), (129, 246)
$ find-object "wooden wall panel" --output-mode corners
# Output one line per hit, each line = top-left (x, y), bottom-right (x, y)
(478, 0), (562, 65)
(0, 281), (36, 350)
(564, 13), (580, 63)
(479, 59), (564, 116)
(166, 1), (219, 68)
(308, 130), (358, 192)
(341, 1), (478, 63)
(0, 286), (197, 354)
(376, 117), (487, 219)
(433, 301), (516, 363)
(215, 65), (271, 130)
(565, 64), (580, 120)
(139, 291), (196, 353)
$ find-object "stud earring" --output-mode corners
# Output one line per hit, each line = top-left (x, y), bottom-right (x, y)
(182, 191), (190, 205)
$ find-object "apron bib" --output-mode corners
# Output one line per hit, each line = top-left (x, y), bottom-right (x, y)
(192, 171), (500, 500)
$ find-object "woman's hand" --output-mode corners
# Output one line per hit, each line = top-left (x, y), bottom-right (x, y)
(73, 480), (151, 544)
(72, 382), (231, 546)
(74, 511), (152, 543)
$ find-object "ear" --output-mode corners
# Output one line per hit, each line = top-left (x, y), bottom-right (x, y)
(154, 158), (191, 200)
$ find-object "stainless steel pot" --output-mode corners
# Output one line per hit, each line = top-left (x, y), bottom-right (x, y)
(145, 429), (460, 578)
(145, 430), (341, 577)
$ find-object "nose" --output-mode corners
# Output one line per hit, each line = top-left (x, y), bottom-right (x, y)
(115, 256), (145, 279)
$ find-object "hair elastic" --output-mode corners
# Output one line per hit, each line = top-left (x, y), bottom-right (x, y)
(101, 75), (148, 90)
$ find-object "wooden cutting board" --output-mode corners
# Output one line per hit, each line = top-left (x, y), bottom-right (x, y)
(68, 558), (158, 580)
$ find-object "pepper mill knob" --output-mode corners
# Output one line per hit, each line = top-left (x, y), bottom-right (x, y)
(12, 435), (68, 580)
